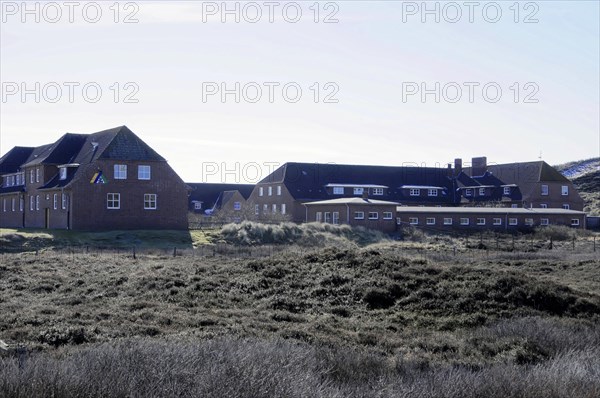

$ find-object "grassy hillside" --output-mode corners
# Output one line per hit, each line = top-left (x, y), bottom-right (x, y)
(572, 170), (600, 215)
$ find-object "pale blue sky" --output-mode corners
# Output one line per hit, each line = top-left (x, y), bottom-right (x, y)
(1, 1), (599, 182)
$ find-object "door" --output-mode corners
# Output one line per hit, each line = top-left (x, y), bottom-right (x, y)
(45, 208), (50, 229)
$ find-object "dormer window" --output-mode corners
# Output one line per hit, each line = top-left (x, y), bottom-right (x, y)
(465, 189), (473, 197)
(410, 189), (420, 196)
(479, 188), (486, 196)
(372, 188), (384, 196)
(59, 167), (67, 180)
(428, 189), (437, 197)
(353, 187), (364, 195)
(503, 186), (511, 195)
(333, 187), (344, 195)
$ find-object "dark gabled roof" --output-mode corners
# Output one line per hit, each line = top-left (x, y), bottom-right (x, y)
(97, 126), (165, 162)
(0, 186), (26, 194)
(187, 183), (254, 210)
(263, 162), (456, 203)
(21, 133), (88, 167)
(469, 161), (569, 184)
(0, 146), (35, 174)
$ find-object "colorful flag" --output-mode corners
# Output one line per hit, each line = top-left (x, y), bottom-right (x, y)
(90, 171), (108, 184)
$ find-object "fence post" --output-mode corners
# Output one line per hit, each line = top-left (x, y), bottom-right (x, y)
(549, 237), (553, 250)
(572, 238), (575, 251)
(133, 246), (136, 259)
(594, 236), (596, 252)
(173, 247), (177, 257)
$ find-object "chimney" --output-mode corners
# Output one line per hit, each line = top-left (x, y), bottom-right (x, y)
(472, 156), (487, 177)
(447, 163), (453, 177)
(454, 158), (462, 176)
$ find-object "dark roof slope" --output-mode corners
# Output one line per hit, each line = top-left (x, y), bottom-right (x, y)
(263, 162), (455, 202)
(21, 133), (88, 167)
(0, 146), (35, 174)
(187, 183), (255, 210)
(98, 126), (165, 162)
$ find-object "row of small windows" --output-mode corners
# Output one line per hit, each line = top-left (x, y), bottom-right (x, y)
(3, 172), (26, 187)
(541, 185), (569, 196)
(258, 186), (282, 197)
(407, 217), (580, 227)
(332, 187), (384, 196)
(1, 194), (68, 212)
(314, 211), (394, 223)
(254, 203), (287, 215)
(114, 165), (151, 180)
(107, 193), (157, 210)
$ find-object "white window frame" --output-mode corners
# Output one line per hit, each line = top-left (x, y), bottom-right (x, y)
(316, 211), (322, 222)
(479, 188), (485, 196)
(428, 189), (437, 197)
(233, 202), (241, 210)
(540, 218), (549, 226)
(332, 212), (340, 225)
(383, 212), (393, 220)
(409, 189), (420, 196)
(511, 204), (519, 208)
(259, 187), (264, 196)
(62, 194), (67, 210)
(2, 199), (5, 212)
(19, 197), (24, 212)
(563, 204), (570, 210)
(509, 218), (518, 226)
(59, 167), (67, 180)
(353, 187), (364, 195)
(354, 211), (365, 220)
(107, 193), (120, 209)
(571, 219), (580, 226)
(460, 218), (469, 226)
(268, 186), (273, 196)
(144, 194), (157, 210)
(324, 212), (331, 223)
(333, 187), (344, 195)
(493, 218), (502, 226)
(503, 186), (511, 195)
(541, 184), (549, 196)
(540, 204), (548, 209)
(30, 170), (34, 183)
(368, 212), (378, 220)
(138, 165), (151, 180)
(263, 204), (268, 213)
(194, 202), (202, 210)
(30, 195), (34, 211)
(35, 168), (40, 183)
(281, 204), (286, 214)
(409, 217), (419, 225)
(277, 186), (282, 196)
(272, 204), (277, 213)
(254, 204), (259, 215)
(114, 164), (127, 180)
(476, 218), (486, 225)
(372, 188), (384, 196)
(465, 189), (473, 197)
(426, 217), (435, 225)
(561, 185), (569, 196)
(11, 198), (15, 212)
(35, 195), (39, 211)
(53, 194), (58, 210)
(443, 218), (452, 225)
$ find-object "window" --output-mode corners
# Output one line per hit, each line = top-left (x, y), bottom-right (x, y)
(35, 195), (39, 210)
(511, 204), (519, 208)
(477, 218), (486, 225)
(316, 212), (322, 222)
(53, 194), (58, 210)
(2, 199), (5, 212)
(11, 198), (15, 212)
(368, 212), (378, 220)
(465, 189), (472, 197)
(561, 186), (569, 196)
(138, 165), (151, 180)
(409, 217), (419, 225)
(144, 194), (157, 210)
(410, 189), (420, 196)
(233, 202), (241, 210)
(571, 219), (580, 226)
(540, 218), (549, 226)
(35, 168), (40, 183)
(259, 187), (264, 196)
(493, 218), (502, 226)
(354, 211), (364, 220)
(107, 193), (120, 209)
(281, 204), (286, 214)
(30, 196), (34, 211)
(372, 188), (384, 196)
(30, 170), (34, 183)
(62, 194), (68, 210)
(479, 188), (486, 196)
(509, 218), (518, 226)
(324, 212), (331, 223)
(59, 167), (67, 180)
(426, 217), (435, 225)
(194, 202), (202, 210)
(333, 187), (344, 195)
(19, 197), (24, 212)
(268, 186), (273, 196)
(263, 204), (268, 213)
(255, 204), (259, 215)
(383, 212), (393, 220)
(460, 218), (469, 226)
(503, 186), (511, 195)
(272, 204), (277, 213)
(277, 186), (282, 196)
(540, 204), (547, 209)
(353, 187), (364, 195)
(114, 164), (127, 179)
(541, 185), (549, 195)
(443, 218), (453, 225)
(332, 212), (339, 225)
(563, 204), (570, 210)
(428, 189), (437, 197)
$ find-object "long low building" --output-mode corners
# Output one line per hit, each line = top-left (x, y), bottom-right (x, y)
(395, 206), (587, 230)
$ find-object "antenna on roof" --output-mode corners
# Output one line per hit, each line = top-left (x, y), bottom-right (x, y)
(538, 151), (542, 160)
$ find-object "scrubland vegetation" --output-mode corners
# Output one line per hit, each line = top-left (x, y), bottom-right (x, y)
(1, 225), (599, 397)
